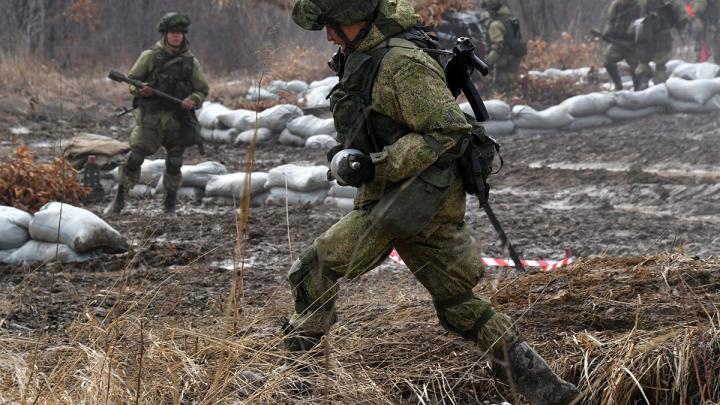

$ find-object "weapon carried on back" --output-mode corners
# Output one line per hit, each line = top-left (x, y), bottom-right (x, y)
(108, 69), (205, 155)
(591, 28), (635, 49)
(444, 37), (525, 272)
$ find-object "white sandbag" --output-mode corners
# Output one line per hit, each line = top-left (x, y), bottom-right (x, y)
(265, 164), (330, 192)
(543, 68), (564, 78)
(268, 80), (309, 93)
(204, 191), (269, 207)
(212, 128), (239, 144)
(483, 120), (515, 136)
(257, 104), (304, 132)
(176, 187), (205, 202)
(512, 105), (574, 130)
(278, 129), (307, 147)
(3, 241), (101, 265)
(303, 77), (339, 108)
(180, 162), (228, 188)
(0, 249), (15, 263)
(324, 196), (354, 211)
(328, 182), (357, 199)
(29, 202), (128, 254)
(200, 127), (214, 142)
(109, 159), (166, 185)
(670, 62), (720, 80)
(196, 102), (232, 128)
(563, 115), (614, 131)
(606, 105), (665, 120)
(615, 85), (670, 109)
(665, 59), (684, 75)
(266, 188), (328, 206)
(0, 206), (32, 250)
(217, 109), (256, 131)
(305, 134), (338, 149)
(246, 87), (279, 101)
(668, 95), (720, 113)
(665, 77), (720, 105)
(560, 92), (616, 117)
(127, 184), (154, 199)
(308, 76), (339, 89)
(235, 128), (275, 145)
(287, 115), (336, 138)
(205, 172), (269, 199)
(460, 100), (511, 120)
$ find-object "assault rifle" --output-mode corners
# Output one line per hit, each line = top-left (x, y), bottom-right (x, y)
(108, 69), (205, 155)
(590, 28), (635, 49)
(444, 37), (525, 272)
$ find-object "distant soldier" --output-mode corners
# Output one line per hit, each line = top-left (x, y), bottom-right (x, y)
(602, 0), (643, 90)
(634, 0), (689, 89)
(689, 0), (720, 62)
(481, 0), (527, 98)
(105, 13), (209, 216)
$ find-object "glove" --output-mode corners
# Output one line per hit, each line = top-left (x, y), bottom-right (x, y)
(326, 144), (344, 163)
(330, 149), (374, 187)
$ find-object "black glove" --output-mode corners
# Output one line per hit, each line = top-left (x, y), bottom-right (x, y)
(330, 149), (374, 187)
(326, 144), (344, 163)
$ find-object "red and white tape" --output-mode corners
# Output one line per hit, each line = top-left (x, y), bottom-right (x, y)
(388, 249), (575, 272)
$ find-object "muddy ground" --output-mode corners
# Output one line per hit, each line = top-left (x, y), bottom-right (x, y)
(0, 102), (719, 403)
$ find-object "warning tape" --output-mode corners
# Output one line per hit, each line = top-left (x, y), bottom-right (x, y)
(388, 249), (575, 272)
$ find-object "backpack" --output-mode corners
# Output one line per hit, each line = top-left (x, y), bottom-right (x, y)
(503, 17), (528, 58)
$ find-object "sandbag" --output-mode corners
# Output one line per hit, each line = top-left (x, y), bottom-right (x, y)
(29, 202), (128, 254)
(305, 134), (338, 149)
(268, 80), (309, 93)
(460, 100), (511, 120)
(0, 206), (32, 250)
(196, 102), (232, 128)
(127, 184), (155, 199)
(265, 164), (330, 192)
(205, 172), (269, 199)
(204, 191), (269, 207)
(157, 162), (228, 191)
(483, 120), (515, 136)
(513, 105), (574, 130)
(665, 77), (720, 105)
(560, 92), (616, 117)
(668, 95), (720, 113)
(63, 133), (131, 170)
(324, 196), (354, 211)
(235, 128), (274, 145)
(563, 115), (614, 131)
(176, 187), (205, 202)
(265, 188), (328, 206)
(287, 115), (336, 138)
(217, 109), (255, 131)
(0, 249), (15, 263)
(3, 241), (101, 265)
(246, 87), (279, 101)
(665, 59), (684, 75)
(257, 104), (304, 132)
(328, 182), (357, 199)
(303, 77), (338, 108)
(615, 85), (670, 109)
(110, 159), (165, 186)
(212, 128), (239, 144)
(200, 127), (214, 142)
(670, 62), (720, 80)
(278, 129), (307, 147)
(606, 105), (665, 120)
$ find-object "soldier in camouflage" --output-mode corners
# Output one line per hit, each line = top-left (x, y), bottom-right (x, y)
(634, 0), (689, 89)
(689, 0), (720, 62)
(603, 0), (643, 90)
(481, 0), (527, 98)
(105, 13), (209, 216)
(286, 0), (580, 403)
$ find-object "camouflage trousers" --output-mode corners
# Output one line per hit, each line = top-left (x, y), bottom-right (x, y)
(604, 44), (638, 69)
(119, 109), (196, 192)
(288, 207), (519, 355)
(493, 59), (521, 99)
(635, 44), (674, 84)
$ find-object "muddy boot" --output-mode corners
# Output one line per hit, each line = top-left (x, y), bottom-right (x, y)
(605, 62), (623, 91)
(277, 321), (324, 394)
(104, 185), (126, 216)
(493, 340), (580, 405)
(163, 191), (177, 215)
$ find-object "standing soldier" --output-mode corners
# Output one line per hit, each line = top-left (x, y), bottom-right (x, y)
(481, 0), (527, 98)
(689, 0), (720, 62)
(285, 0), (580, 403)
(105, 13), (209, 216)
(634, 0), (689, 89)
(602, 0), (643, 90)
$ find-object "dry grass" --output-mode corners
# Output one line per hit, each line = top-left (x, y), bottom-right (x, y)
(522, 33), (604, 73)
(412, 0), (473, 26)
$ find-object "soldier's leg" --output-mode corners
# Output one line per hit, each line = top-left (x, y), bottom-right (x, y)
(604, 45), (625, 91)
(286, 210), (394, 348)
(105, 125), (157, 215)
(625, 50), (641, 91)
(162, 146), (184, 213)
(396, 221), (579, 404)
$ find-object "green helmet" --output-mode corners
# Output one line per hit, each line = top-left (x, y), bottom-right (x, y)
(481, 0), (504, 12)
(158, 12), (191, 33)
(292, 0), (380, 31)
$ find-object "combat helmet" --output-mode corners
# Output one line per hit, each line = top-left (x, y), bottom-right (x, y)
(481, 0), (505, 12)
(292, 0), (381, 31)
(158, 12), (191, 33)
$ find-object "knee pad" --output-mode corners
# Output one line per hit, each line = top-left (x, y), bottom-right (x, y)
(126, 147), (147, 171)
(165, 148), (184, 176)
(434, 291), (496, 342)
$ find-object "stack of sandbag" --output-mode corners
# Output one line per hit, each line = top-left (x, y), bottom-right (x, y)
(559, 92), (616, 130)
(107, 159), (166, 198)
(204, 172), (270, 206)
(512, 104), (574, 132)
(460, 100), (514, 135)
(301, 76), (338, 108)
(609, 84), (671, 120)
(246, 87), (280, 102)
(217, 104), (304, 144)
(665, 77), (720, 113)
(196, 102), (238, 144)
(267, 80), (309, 94)
(324, 181), (356, 211)
(0, 206), (33, 253)
(670, 62), (720, 80)
(156, 161), (228, 202)
(264, 164), (330, 206)
(1, 203), (128, 265)
(280, 115), (338, 148)
(63, 133), (130, 170)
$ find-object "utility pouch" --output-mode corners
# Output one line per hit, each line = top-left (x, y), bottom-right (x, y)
(369, 164), (455, 239)
(458, 127), (501, 205)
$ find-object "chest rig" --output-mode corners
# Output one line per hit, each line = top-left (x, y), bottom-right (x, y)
(139, 45), (194, 112)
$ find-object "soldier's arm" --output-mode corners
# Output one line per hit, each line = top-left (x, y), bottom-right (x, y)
(126, 50), (153, 96)
(486, 20), (506, 65)
(189, 58), (210, 105)
(370, 51), (471, 184)
(603, 2), (620, 35)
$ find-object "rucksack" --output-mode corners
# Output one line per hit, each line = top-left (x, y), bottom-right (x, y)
(503, 17), (528, 58)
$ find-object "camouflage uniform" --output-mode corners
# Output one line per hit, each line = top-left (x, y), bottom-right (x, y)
(635, 0), (689, 86)
(603, 0), (642, 90)
(108, 13), (209, 215)
(690, 0), (720, 62)
(483, 1), (525, 97)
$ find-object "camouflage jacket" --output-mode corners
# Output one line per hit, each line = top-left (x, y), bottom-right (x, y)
(691, 0), (719, 31)
(604, 0), (643, 38)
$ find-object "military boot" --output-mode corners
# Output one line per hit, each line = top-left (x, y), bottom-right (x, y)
(492, 340), (580, 405)
(104, 185), (126, 216)
(277, 321), (324, 394)
(605, 62), (624, 91)
(163, 191), (177, 215)
(631, 72), (642, 91)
